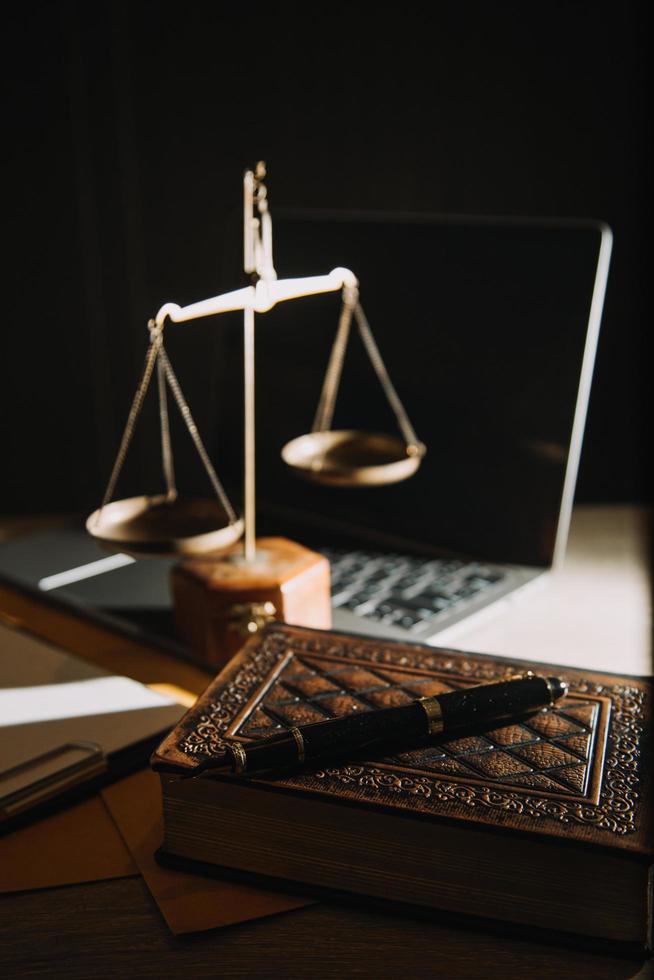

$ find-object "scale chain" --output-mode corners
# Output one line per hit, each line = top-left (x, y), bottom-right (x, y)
(157, 346), (238, 525)
(157, 353), (177, 501)
(98, 334), (162, 512)
(97, 324), (238, 526)
(312, 297), (422, 452)
(352, 302), (422, 450)
(312, 295), (354, 433)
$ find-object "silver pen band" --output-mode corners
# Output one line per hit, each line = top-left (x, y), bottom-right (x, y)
(289, 726), (306, 763)
(417, 696), (444, 735)
(230, 742), (248, 774)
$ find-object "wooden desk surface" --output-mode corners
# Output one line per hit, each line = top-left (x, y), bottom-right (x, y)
(1, 506), (651, 979)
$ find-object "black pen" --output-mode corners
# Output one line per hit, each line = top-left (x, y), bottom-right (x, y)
(185, 672), (568, 778)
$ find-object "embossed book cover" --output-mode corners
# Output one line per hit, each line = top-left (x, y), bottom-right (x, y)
(153, 624), (652, 951)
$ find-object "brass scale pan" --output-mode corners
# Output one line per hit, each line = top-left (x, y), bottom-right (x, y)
(281, 300), (426, 489)
(281, 430), (424, 487)
(88, 436), (418, 555)
(87, 495), (244, 557)
(87, 326), (244, 557)
(88, 436), (417, 553)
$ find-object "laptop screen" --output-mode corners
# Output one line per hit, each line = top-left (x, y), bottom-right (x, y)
(215, 212), (608, 568)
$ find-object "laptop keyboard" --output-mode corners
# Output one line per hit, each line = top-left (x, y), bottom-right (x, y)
(321, 547), (506, 634)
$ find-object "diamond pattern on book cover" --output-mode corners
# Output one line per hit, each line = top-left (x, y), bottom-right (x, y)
(235, 652), (598, 799)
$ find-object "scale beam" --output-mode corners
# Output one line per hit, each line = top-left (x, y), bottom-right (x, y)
(148, 162), (360, 565)
(153, 268), (358, 331)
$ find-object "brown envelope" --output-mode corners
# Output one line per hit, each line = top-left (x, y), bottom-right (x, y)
(0, 795), (137, 893)
(102, 769), (312, 934)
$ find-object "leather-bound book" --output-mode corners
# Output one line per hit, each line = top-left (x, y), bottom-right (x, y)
(152, 624), (652, 953)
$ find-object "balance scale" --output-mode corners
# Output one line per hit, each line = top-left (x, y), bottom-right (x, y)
(86, 163), (426, 667)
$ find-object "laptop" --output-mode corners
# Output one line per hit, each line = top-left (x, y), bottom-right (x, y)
(0, 212), (611, 650)
(233, 210), (612, 643)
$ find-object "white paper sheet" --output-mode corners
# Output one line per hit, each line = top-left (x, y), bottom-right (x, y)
(0, 622), (184, 778)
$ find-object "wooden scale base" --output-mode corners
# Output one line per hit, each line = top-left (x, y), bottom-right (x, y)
(171, 537), (332, 669)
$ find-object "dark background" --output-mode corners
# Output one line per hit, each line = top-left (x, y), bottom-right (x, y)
(2, 1), (649, 515)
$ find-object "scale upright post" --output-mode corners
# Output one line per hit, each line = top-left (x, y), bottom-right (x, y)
(243, 301), (256, 562)
(241, 162), (272, 563)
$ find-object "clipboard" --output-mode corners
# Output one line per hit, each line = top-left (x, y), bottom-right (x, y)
(0, 619), (185, 830)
